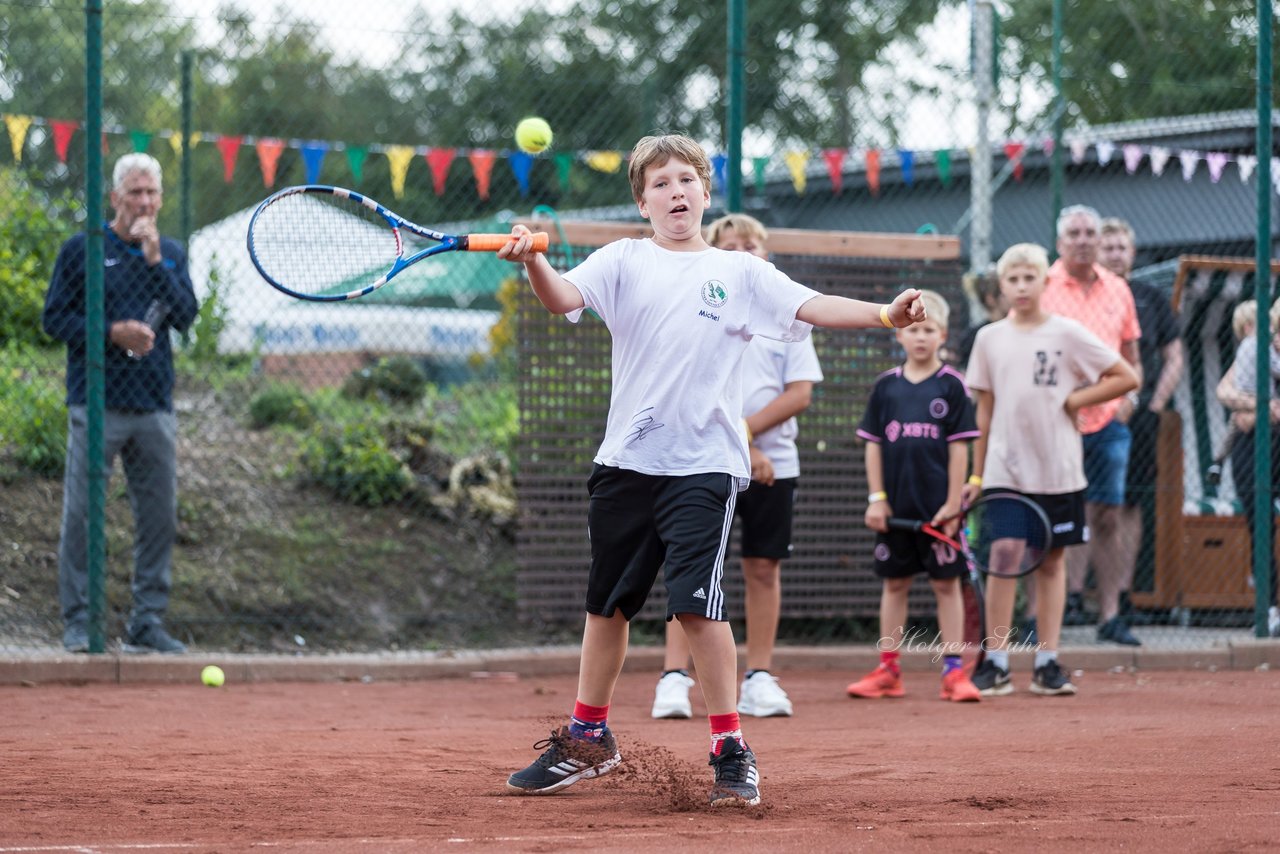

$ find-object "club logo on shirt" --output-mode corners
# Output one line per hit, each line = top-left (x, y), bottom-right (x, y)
(885, 420), (902, 443)
(929, 398), (949, 419)
(701, 280), (728, 307)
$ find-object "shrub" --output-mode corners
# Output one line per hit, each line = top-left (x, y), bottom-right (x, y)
(0, 168), (76, 350)
(247, 383), (314, 430)
(298, 422), (411, 506)
(341, 356), (428, 405)
(0, 348), (67, 477)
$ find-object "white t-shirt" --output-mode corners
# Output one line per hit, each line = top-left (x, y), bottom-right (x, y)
(966, 314), (1119, 494)
(564, 239), (819, 485)
(740, 336), (824, 479)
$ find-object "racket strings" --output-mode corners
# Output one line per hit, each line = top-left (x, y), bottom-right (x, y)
(969, 498), (1050, 579)
(250, 192), (400, 297)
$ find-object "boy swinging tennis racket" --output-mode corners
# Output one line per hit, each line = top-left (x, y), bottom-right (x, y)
(498, 133), (925, 806)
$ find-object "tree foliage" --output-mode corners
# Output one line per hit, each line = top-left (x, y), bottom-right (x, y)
(999, 0), (1265, 131)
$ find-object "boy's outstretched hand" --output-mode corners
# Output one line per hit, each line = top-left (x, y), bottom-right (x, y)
(886, 289), (927, 328)
(497, 224), (542, 265)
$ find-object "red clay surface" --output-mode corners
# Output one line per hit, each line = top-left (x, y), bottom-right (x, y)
(2, 668), (1278, 852)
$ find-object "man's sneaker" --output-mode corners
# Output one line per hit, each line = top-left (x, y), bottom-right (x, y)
(1097, 616), (1141, 646)
(651, 671), (695, 719)
(505, 726), (621, 794)
(940, 668), (981, 702)
(846, 664), (904, 699)
(121, 623), (187, 654)
(1268, 606), (1280, 638)
(62, 624), (89, 653)
(737, 671), (793, 717)
(971, 658), (1013, 696)
(1030, 659), (1078, 696)
(1063, 592), (1090, 626)
(708, 736), (760, 806)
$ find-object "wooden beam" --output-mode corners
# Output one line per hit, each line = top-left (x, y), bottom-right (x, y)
(514, 218), (962, 261)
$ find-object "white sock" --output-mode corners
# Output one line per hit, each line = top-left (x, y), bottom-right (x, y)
(1034, 650), (1058, 669)
(987, 650), (1010, 671)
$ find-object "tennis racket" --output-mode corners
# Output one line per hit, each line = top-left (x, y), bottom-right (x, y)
(888, 491), (1053, 668)
(246, 185), (550, 302)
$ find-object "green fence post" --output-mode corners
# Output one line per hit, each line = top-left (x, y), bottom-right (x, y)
(181, 49), (193, 249)
(84, 0), (106, 654)
(1254, 0), (1274, 638)
(725, 0), (745, 213)
(1049, 0), (1064, 250)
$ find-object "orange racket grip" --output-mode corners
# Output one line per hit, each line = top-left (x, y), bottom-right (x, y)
(465, 232), (550, 253)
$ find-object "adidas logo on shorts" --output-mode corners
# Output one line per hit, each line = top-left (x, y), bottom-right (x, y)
(693, 588), (707, 600)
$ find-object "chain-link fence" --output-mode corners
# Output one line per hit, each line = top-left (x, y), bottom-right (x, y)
(1, 0), (1276, 655)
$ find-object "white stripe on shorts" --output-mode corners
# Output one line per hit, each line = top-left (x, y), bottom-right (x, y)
(706, 481), (736, 619)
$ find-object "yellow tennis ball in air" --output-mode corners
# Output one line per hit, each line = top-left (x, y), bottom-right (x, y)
(201, 665), (225, 687)
(515, 117), (553, 155)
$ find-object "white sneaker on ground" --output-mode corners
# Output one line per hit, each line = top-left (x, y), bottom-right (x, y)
(652, 671), (695, 719)
(736, 670), (793, 717)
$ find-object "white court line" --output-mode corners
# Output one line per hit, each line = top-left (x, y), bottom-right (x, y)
(5, 810), (1280, 852)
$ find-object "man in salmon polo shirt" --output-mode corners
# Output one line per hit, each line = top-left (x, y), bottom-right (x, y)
(1041, 204), (1143, 647)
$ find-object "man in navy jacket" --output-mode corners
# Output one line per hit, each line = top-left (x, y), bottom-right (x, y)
(43, 152), (199, 654)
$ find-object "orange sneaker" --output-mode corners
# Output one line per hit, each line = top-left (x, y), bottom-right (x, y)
(940, 668), (981, 702)
(846, 664), (904, 698)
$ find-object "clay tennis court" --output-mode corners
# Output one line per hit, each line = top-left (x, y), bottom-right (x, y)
(2, 662), (1277, 852)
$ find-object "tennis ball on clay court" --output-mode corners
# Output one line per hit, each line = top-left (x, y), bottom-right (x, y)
(515, 117), (553, 154)
(201, 665), (225, 687)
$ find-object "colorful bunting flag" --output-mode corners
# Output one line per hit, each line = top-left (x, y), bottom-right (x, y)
(822, 149), (845, 194)
(468, 149), (496, 200)
(50, 119), (78, 163)
(935, 149), (951, 187)
(1238, 155), (1258, 183)
(425, 147), (456, 196)
(752, 156), (770, 193)
(255, 138), (286, 188)
(215, 135), (242, 183)
(783, 151), (808, 194)
(1069, 138), (1088, 164)
(385, 145), (415, 198)
(865, 149), (880, 196)
(129, 130), (152, 153)
(711, 153), (728, 195)
(1150, 147), (1171, 176)
(301, 142), (328, 184)
(168, 131), (201, 160)
(346, 145), (368, 184)
(1095, 140), (1115, 165)
(4, 114), (33, 161)
(1179, 150), (1199, 182)
(1003, 141), (1025, 181)
(585, 151), (623, 174)
(1123, 144), (1143, 174)
(510, 151), (534, 196)
(1206, 152), (1229, 183)
(898, 149), (915, 186)
(554, 152), (574, 191)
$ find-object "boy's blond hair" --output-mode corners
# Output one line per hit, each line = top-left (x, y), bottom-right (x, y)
(914, 289), (950, 329)
(628, 134), (712, 203)
(705, 213), (768, 248)
(1232, 300), (1257, 341)
(1100, 217), (1135, 244)
(996, 243), (1050, 280)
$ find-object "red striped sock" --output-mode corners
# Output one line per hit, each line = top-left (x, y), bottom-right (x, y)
(709, 712), (744, 755)
(881, 650), (901, 677)
(569, 700), (609, 741)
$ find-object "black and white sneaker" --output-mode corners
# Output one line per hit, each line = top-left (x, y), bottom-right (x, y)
(121, 623), (186, 654)
(505, 726), (621, 795)
(971, 658), (1013, 696)
(1030, 660), (1077, 696)
(708, 736), (760, 806)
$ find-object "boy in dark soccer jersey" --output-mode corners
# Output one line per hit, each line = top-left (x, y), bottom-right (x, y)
(846, 290), (984, 703)
(496, 133), (926, 806)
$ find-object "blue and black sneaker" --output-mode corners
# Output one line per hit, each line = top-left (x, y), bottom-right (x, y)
(506, 725), (621, 795)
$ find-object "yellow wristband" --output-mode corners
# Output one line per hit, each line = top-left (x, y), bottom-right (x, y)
(869, 491), (888, 504)
(879, 304), (894, 328)
(742, 419), (753, 443)
(967, 475), (983, 487)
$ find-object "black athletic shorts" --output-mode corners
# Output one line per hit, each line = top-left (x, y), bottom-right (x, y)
(872, 529), (968, 580)
(585, 464), (736, 621)
(736, 477), (797, 560)
(983, 487), (1088, 548)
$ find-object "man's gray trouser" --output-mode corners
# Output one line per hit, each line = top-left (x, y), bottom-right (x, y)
(58, 406), (177, 634)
